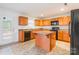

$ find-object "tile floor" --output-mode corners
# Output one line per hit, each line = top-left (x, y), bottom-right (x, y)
(0, 40), (70, 55)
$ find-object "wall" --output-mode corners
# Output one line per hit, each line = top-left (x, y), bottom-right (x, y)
(0, 8), (26, 45)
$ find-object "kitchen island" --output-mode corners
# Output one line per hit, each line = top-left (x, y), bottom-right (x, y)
(33, 30), (56, 52)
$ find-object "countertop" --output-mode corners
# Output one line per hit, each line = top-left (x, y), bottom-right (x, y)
(32, 31), (52, 35)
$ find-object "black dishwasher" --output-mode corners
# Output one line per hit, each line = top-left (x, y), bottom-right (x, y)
(24, 31), (31, 42)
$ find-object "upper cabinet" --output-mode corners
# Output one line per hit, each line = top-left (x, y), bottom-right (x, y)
(62, 16), (71, 25)
(57, 17), (63, 25)
(51, 16), (71, 25)
(42, 19), (51, 26)
(35, 19), (51, 26)
(35, 16), (71, 26)
(57, 16), (71, 25)
(35, 20), (42, 26)
(19, 16), (28, 25)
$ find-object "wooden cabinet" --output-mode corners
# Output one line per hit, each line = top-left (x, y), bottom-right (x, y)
(58, 30), (63, 41)
(63, 30), (70, 42)
(19, 30), (31, 42)
(58, 30), (70, 42)
(19, 30), (24, 42)
(42, 20), (51, 26)
(19, 16), (28, 25)
(33, 31), (56, 52)
(51, 16), (71, 25)
(62, 16), (71, 25)
(50, 32), (56, 49)
(57, 17), (63, 25)
(35, 20), (42, 26)
(57, 16), (71, 25)
(35, 19), (51, 26)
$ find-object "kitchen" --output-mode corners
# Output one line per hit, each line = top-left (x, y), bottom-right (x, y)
(0, 3), (79, 55)
(18, 15), (70, 54)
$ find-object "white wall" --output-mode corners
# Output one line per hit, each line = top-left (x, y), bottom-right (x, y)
(0, 8), (26, 45)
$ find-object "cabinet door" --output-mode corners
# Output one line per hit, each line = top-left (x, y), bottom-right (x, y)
(19, 30), (24, 42)
(42, 20), (51, 26)
(19, 16), (28, 25)
(58, 17), (63, 25)
(58, 30), (63, 41)
(35, 33), (50, 52)
(35, 20), (42, 26)
(62, 16), (71, 25)
(50, 32), (56, 50)
(63, 30), (70, 42)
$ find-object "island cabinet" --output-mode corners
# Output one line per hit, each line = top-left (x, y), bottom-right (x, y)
(50, 32), (56, 50)
(33, 31), (56, 52)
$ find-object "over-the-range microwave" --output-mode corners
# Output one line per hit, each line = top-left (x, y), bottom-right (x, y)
(51, 21), (59, 25)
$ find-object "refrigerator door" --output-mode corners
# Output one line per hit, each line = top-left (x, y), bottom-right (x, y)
(71, 9), (79, 55)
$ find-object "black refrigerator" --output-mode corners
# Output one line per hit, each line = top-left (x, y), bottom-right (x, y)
(71, 9), (79, 55)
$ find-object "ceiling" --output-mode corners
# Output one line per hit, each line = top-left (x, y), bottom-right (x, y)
(0, 3), (79, 18)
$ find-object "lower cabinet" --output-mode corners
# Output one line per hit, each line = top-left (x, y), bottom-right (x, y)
(58, 30), (63, 41)
(58, 30), (70, 42)
(19, 29), (31, 42)
(63, 30), (70, 42)
(19, 30), (24, 42)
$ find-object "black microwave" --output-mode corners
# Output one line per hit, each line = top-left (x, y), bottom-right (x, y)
(51, 21), (59, 25)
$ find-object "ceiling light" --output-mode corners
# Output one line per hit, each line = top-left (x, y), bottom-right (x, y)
(41, 14), (44, 17)
(60, 3), (68, 12)
(60, 8), (65, 11)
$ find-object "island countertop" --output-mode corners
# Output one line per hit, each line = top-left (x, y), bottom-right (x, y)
(32, 31), (52, 35)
